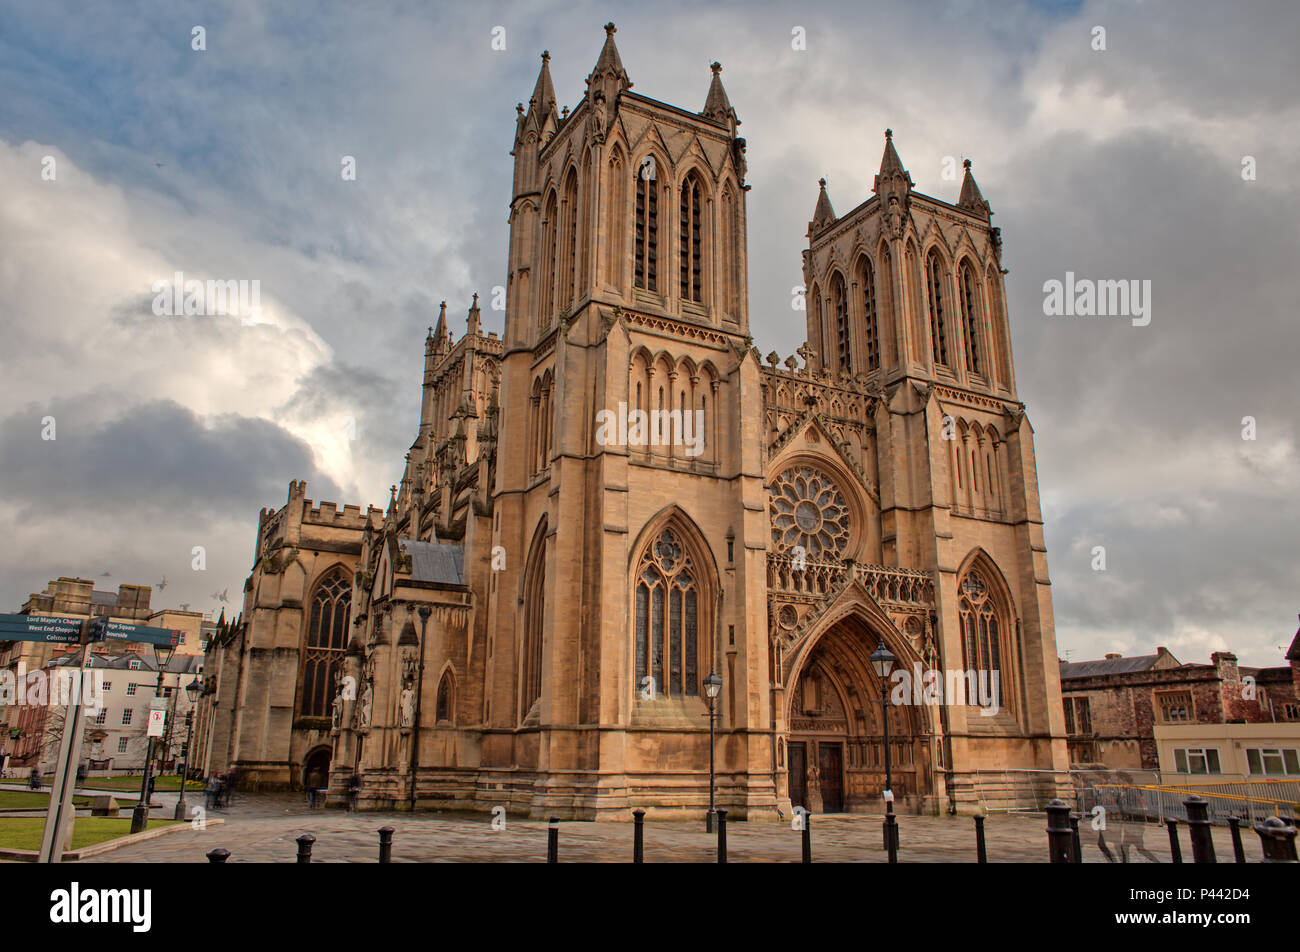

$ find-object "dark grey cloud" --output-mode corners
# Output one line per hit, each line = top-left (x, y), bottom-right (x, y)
(0, 396), (343, 520)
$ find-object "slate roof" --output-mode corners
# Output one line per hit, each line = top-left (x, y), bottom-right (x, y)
(48, 653), (202, 674)
(1059, 655), (1163, 679)
(399, 539), (465, 586)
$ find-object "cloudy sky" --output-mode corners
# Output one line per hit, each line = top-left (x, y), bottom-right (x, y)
(1, 0), (1296, 666)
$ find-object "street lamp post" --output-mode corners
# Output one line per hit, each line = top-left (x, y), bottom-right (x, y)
(703, 671), (722, 833)
(408, 605), (432, 812)
(173, 677), (202, 820)
(130, 643), (176, 834)
(869, 638), (898, 860)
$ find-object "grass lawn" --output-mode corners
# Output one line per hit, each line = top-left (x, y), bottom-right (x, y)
(0, 791), (92, 811)
(0, 817), (178, 852)
(78, 776), (203, 793)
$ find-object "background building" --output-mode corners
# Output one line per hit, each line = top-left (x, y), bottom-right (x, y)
(1059, 622), (1300, 774)
(0, 575), (207, 774)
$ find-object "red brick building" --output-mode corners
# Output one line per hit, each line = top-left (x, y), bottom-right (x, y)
(1059, 621), (1300, 772)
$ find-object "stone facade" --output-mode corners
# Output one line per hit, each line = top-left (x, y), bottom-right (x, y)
(204, 24), (1070, 816)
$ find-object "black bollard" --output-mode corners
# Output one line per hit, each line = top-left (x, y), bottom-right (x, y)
(801, 811), (812, 864)
(1069, 813), (1082, 864)
(1227, 815), (1246, 863)
(633, 809), (645, 864)
(885, 811), (898, 864)
(974, 814), (987, 864)
(206, 847), (230, 863)
(716, 809), (728, 864)
(296, 833), (316, 864)
(1164, 819), (1182, 863)
(1254, 816), (1299, 863)
(378, 826), (394, 864)
(1183, 797), (1216, 864)
(547, 816), (559, 864)
(1045, 799), (1073, 863)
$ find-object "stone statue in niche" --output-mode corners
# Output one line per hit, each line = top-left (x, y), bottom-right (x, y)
(357, 681), (373, 730)
(400, 685), (415, 728)
(331, 689), (344, 730)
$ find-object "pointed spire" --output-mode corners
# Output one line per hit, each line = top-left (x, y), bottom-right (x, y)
(702, 61), (736, 127)
(467, 292), (481, 338)
(431, 300), (450, 356)
(812, 177), (836, 232)
(880, 128), (904, 175)
(587, 22), (630, 102)
(873, 128), (914, 199)
(433, 300), (448, 338)
(528, 50), (557, 121)
(957, 158), (991, 219)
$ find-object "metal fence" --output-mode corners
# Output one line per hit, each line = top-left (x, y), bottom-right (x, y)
(971, 768), (1300, 826)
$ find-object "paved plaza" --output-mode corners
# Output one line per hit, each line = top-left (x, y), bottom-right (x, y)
(76, 791), (1250, 863)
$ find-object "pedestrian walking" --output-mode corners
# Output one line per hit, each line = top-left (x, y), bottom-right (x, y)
(205, 775), (220, 811)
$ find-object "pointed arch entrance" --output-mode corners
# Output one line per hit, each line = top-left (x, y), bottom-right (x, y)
(782, 607), (932, 814)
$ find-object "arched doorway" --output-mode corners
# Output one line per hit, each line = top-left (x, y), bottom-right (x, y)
(785, 613), (929, 814)
(302, 746), (331, 792)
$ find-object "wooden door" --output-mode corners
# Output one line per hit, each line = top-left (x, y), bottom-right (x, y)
(788, 742), (807, 812)
(818, 742), (844, 813)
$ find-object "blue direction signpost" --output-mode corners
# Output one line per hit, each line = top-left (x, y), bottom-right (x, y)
(0, 613), (181, 647)
(0, 614), (84, 644)
(0, 613), (184, 861)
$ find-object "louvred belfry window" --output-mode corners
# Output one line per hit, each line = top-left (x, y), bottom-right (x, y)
(961, 264), (982, 376)
(635, 160), (659, 291)
(862, 261), (880, 371)
(679, 173), (703, 302)
(831, 273), (850, 372)
(634, 528), (699, 698)
(927, 251), (949, 368)
(298, 568), (351, 718)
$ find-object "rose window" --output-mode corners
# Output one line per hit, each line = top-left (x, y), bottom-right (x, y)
(770, 466), (851, 557)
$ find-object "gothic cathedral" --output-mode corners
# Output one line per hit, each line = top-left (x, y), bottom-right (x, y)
(204, 24), (1070, 818)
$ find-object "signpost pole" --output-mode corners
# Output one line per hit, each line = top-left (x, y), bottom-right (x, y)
(37, 622), (93, 863)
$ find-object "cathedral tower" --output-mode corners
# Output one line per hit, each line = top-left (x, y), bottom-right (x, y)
(485, 23), (776, 816)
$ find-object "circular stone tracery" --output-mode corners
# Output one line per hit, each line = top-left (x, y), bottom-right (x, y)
(770, 465), (851, 558)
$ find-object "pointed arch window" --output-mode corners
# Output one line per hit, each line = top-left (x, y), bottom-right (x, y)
(436, 670), (455, 725)
(634, 527), (702, 698)
(809, 284), (823, 368)
(986, 265), (1011, 386)
(540, 190), (558, 330)
(298, 568), (351, 718)
(679, 172), (704, 302)
(634, 158), (659, 292)
(958, 569), (1005, 706)
(720, 187), (737, 315)
(960, 263), (983, 376)
(927, 251), (949, 368)
(605, 151), (625, 289)
(562, 170), (579, 308)
(521, 522), (547, 719)
(860, 258), (880, 371)
(831, 272), (850, 372)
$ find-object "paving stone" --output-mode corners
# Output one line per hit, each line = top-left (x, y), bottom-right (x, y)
(80, 792), (1248, 864)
